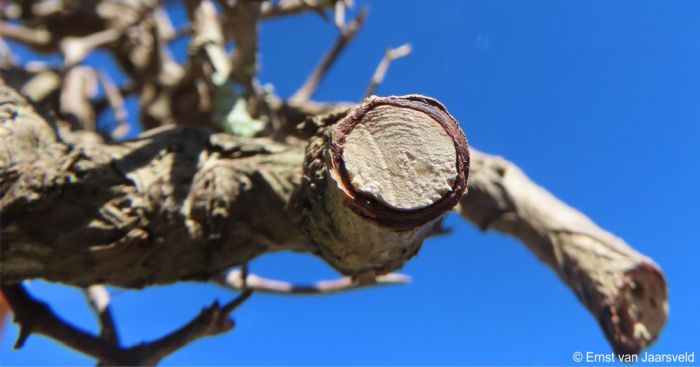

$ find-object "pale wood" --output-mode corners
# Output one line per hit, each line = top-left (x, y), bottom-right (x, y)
(343, 105), (457, 210)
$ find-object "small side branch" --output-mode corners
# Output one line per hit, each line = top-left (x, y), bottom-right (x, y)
(96, 72), (130, 140)
(126, 290), (253, 366)
(364, 44), (412, 98)
(1, 283), (121, 362)
(289, 8), (368, 104)
(261, 0), (335, 19)
(215, 269), (411, 295)
(84, 285), (119, 347)
(61, 28), (122, 67)
(1, 283), (252, 365)
(0, 22), (53, 51)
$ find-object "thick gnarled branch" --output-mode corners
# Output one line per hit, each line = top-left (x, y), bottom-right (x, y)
(1, 82), (469, 288)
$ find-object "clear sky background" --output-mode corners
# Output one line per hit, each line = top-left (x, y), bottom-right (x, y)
(2, 0), (699, 365)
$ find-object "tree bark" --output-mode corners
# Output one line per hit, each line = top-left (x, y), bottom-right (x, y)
(1, 79), (304, 287)
(0, 79), (667, 355)
(0, 83), (468, 287)
(458, 151), (667, 354)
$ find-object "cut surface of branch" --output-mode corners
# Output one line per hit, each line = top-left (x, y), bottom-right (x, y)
(343, 105), (456, 210)
(299, 95), (469, 279)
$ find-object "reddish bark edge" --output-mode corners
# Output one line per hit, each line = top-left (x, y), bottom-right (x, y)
(597, 262), (668, 355)
(329, 95), (470, 230)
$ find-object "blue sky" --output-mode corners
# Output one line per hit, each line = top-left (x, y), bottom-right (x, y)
(2, 0), (699, 365)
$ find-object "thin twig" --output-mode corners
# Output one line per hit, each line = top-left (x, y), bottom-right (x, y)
(83, 285), (120, 346)
(61, 28), (122, 67)
(1, 283), (253, 365)
(127, 290), (253, 366)
(215, 269), (411, 295)
(60, 66), (99, 131)
(364, 43), (412, 98)
(1, 283), (122, 362)
(0, 22), (52, 51)
(261, 0), (334, 20)
(97, 72), (130, 140)
(289, 7), (368, 104)
(334, 0), (346, 30)
(0, 37), (16, 66)
(154, 6), (176, 41)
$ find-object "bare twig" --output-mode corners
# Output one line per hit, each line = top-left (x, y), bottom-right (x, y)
(83, 285), (120, 346)
(1, 283), (122, 362)
(61, 28), (122, 67)
(261, 0), (334, 19)
(154, 6), (176, 42)
(334, 0), (346, 29)
(59, 66), (99, 131)
(364, 43), (412, 98)
(1, 283), (253, 365)
(215, 269), (411, 295)
(127, 290), (253, 366)
(97, 72), (130, 140)
(0, 37), (16, 66)
(289, 7), (367, 104)
(0, 22), (53, 51)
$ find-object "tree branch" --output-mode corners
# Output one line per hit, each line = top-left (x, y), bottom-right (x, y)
(215, 269), (410, 295)
(364, 43), (412, 98)
(1, 283), (124, 362)
(0, 76), (668, 355)
(126, 290), (253, 366)
(1, 83), (469, 288)
(457, 149), (668, 355)
(261, 0), (335, 19)
(289, 8), (367, 104)
(84, 285), (120, 346)
(1, 283), (252, 365)
(0, 0), (670, 360)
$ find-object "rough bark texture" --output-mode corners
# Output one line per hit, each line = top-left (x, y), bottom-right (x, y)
(1, 84), (468, 288)
(1, 79), (306, 287)
(0, 78), (667, 355)
(459, 151), (667, 354)
(0, 1), (670, 357)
